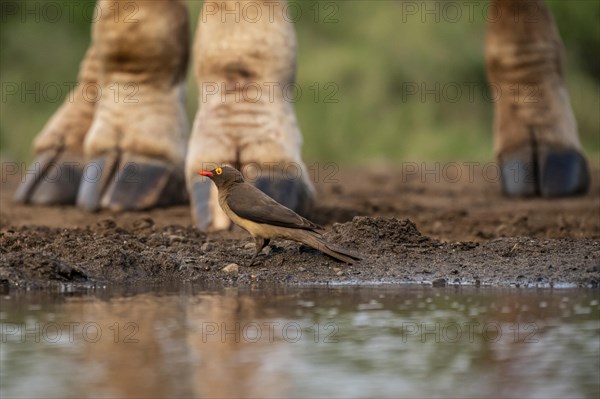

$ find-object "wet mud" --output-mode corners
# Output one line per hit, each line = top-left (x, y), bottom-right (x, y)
(1, 165), (599, 290)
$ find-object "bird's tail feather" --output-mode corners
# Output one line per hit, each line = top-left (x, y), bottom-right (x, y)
(298, 231), (362, 264)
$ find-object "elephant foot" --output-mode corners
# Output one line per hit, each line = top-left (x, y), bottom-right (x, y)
(186, 0), (315, 231)
(14, 148), (84, 205)
(500, 144), (589, 198)
(72, 0), (190, 212)
(486, 1), (589, 199)
(77, 152), (187, 212)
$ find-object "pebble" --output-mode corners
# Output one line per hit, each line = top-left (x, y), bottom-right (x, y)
(244, 243), (255, 249)
(336, 271), (344, 276)
(298, 267), (306, 272)
(168, 235), (185, 243)
(201, 242), (212, 252)
(222, 263), (239, 274)
(432, 278), (447, 287)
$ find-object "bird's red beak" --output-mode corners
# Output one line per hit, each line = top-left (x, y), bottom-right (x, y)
(198, 170), (213, 177)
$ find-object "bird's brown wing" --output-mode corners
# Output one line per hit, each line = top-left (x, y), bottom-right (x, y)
(227, 183), (321, 230)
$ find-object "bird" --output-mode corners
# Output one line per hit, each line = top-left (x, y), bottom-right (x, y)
(198, 166), (362, 266)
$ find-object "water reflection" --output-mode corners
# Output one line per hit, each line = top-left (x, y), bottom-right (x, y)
(1, 286), (598, 398)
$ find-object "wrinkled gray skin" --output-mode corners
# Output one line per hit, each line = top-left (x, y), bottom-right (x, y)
(16, 0), (589, 231)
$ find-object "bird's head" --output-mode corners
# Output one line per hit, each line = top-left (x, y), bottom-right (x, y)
(197, 166), (244, 188)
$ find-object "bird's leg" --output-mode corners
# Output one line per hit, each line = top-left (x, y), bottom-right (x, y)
(248, 237), (270, 267)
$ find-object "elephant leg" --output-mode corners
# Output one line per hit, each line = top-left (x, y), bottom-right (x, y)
(76, 0), (190, 211)
(15, 47), (98, 205)
(186, 0), (315, 231)
(486, 0), (589, 197)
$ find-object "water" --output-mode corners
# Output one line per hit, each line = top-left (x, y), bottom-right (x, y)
(1, 285), (599, 398)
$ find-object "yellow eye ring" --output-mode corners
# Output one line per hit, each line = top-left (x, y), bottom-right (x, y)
(215, 167), (223, 175)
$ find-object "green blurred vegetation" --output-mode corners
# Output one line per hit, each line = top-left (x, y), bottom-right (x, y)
(1, 0), (598, 165)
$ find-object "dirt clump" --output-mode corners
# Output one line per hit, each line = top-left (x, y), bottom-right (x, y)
(328, 216), (436, 252)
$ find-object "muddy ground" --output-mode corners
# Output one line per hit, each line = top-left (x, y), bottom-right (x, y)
(1, 163), (599, 290)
